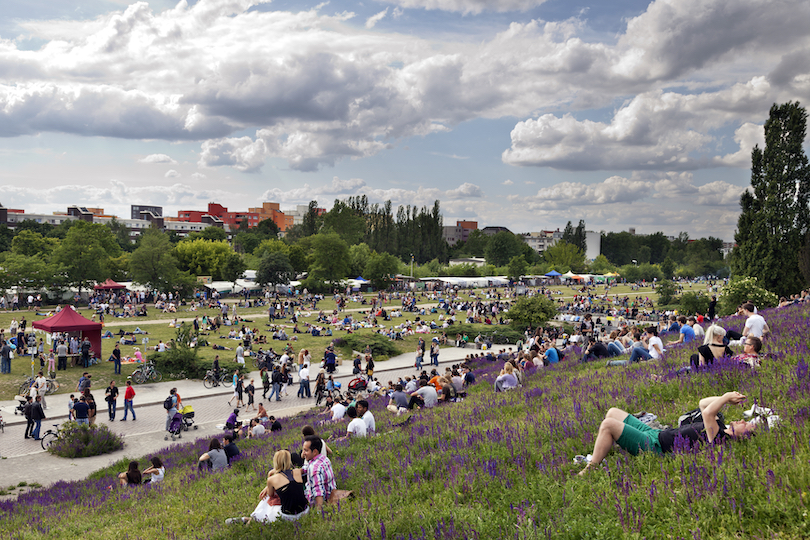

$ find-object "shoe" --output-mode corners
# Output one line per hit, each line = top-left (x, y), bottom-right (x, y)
(225, 518), (246, 525)
(24, 436), (30, 439)
(34, 438), (41, 441)
(120, 419), (126, 421)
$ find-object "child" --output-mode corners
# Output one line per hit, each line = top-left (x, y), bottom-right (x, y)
(68, 394), (76, 421)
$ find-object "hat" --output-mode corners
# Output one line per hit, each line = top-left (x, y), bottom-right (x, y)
(233, 408), (240, 415)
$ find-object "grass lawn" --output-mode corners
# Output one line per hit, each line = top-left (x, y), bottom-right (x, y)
(0, 297), (805, 539)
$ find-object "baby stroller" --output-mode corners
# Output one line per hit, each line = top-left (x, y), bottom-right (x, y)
(13, 395), (27, 416)
(346, 377), (368, 398)
(180, 405), (197, 432)
(164, 412), (184, 441)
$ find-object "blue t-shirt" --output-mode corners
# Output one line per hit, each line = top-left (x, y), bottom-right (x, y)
(668, 322), (681, 333)
(680, 325), (695, 343)
(545, 348), (559, 364)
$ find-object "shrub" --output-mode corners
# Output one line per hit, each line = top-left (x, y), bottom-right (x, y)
(149, 323), (209, 378)
(718, 275), (779, 316)
(339, 333), (402, 359)
(451, 323), (524, 344)
(506, 295), (557, 329)
(678, 291), (710, 315)
(47, 422), (124, 458)
(656, 279), (678, 305)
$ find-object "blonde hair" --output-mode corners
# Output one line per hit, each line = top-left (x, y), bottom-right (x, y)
(503, 362), (514, 374)
(272, 450), (292, 472)
(704, 324), (726, 346)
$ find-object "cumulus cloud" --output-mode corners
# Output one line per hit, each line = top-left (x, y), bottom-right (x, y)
(502, 179), (514, 185)
(366, 9), (389, 28)
(164, 169), (181, 178)
(375, 0), (548, 15)
(139, 153), (177, 164)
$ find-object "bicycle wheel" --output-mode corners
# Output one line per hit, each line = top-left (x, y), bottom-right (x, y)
(152, 370), (163, 382)
(40, 432), (58, 451)
(47, 380), (60, 395)
(222, 375), (233, 387)
(203, 376), (214, 389)
(19, 381), (31, 396)
(132, 371), (145, 384)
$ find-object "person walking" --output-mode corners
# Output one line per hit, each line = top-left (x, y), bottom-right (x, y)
(0, 339), (11, 374)
(268, 366), (282, 402)
(30, 395), (46, 440)
(112, 343), (122, 375)
(298, 363), (311, 398)
(35, 371), (48, 410)
(164, 389), (178, 432)
(121, 380), (136, 421)
(105, 380), (119, 421)
(245, 379), (256, 412)
(261, 368), (270, 399)
(430, 339), (440, 367)
(228, 370), (241, 407)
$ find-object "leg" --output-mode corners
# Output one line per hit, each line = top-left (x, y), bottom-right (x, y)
(305, 382), (311, 398)
(579, 417), (625, 475)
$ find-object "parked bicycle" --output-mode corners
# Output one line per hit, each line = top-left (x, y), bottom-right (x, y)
(18, 376), (60, 396)
(202, 369), (232, 389)
(39, 423), (62, 451)
(131, 361), (162, 384)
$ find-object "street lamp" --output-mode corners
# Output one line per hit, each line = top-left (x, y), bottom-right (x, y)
(631, 259), (638, 267)
(410, 254), (414, 278)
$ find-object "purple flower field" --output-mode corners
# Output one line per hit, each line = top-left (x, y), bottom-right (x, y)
(2, 302), (810, 539)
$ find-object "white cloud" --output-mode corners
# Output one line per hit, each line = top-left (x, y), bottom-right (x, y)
(138, 153), (177, 164)
(375, 0), (548, 15)
(164, 169), (181, 178)
(502, 179), (513, 185)
(366, 9), (388, 28)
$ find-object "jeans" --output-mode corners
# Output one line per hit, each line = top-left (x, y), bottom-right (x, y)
(415, 356), (423, 369)
(32, 419), (42, 439)
(166, 408), (177, 431)
(122, 399), (136, 420)
(76, 418), (89, 425)
(108, 400), (117, 420)
(298, 380), (311, 398)
(82, 353), (89, 368)
(607, 347), (652, 367)
(0, 358), (9, 374)
(58, 356), (67, 371)
(607, 343), (624, 357)
(114, 357), (121, 375)
(430, 355), (438, 366)
(268, 382), (281, 401)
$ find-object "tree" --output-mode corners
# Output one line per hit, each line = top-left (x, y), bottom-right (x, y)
(253, 238), (290, 259)
(221, 252), (247, 286)
(507, 295), (557, 329)
(0, 224), (12, 252)
(173, 239), (233, 279)
(463, 229), (490, 258)
(257, 252), (294, 288)
(185, 226), (227, 242)
(507, 255), (528, 281)
(484, 231), (523, 267)
(364, 252), (400, 290)
(660, 257), (676, 279)
(11, 230), (58, 257)
(308, 231), (350, 287)
(717, 276), (778, 316)
(656, 280), (678, 306)
(52, 221), (121, 294)
(348, 243), (373, 277)
(302, 200), (321, 237)
(544, 241), (585, 272)
(130, 228), (183, 292)
(323, 200), (365, 245)
(589, 254), (616, 274)
(732, 102), (810, 297)
(106, 218), (134, 252)
(0, 253), (64, 293)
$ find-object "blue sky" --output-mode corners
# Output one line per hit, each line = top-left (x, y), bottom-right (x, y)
(1, 0), (808, 241)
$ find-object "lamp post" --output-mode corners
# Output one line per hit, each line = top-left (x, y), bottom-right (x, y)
(631, 259), (638, 267)
(410, 254), (414, 278)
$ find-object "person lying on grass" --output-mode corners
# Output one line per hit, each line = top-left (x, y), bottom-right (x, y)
(578, 391), (755, 476)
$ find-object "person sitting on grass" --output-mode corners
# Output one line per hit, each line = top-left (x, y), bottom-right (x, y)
(198, 438), (228, 471)
(578, 391), (756, 476)
(733, 336), (762, 368)
(226, 450), (310, 525)
(245, 418), (266, 439)
(494, 363), (518, 392)
(116, 461), (142, 487)
(143, 456), (165, 484)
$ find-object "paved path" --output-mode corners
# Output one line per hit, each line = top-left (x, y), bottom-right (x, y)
(0, 345), (477, 490)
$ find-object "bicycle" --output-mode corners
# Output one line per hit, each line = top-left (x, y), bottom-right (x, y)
(39, 423), (62, 451)
(131, 362), (162, 384)
(18, 377), (60, 396)
(202, 370), (231, 389)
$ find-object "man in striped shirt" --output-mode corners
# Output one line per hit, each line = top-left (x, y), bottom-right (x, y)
(302, 435), (335, 508)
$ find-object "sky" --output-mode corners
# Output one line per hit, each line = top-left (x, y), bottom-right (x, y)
(0, 0), (808, 242)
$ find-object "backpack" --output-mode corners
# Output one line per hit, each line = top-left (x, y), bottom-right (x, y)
(163, 395), (174, 410)
(554, 348), (565, 361)
(678, 407), (724, 427)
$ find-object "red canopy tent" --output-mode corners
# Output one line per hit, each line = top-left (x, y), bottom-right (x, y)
(94, 278), (127, 290)
(32, 308), (103, 361)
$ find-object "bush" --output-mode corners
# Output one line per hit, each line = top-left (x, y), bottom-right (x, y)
(149, 323), (211, 378)
(451, 323), (524, 344)
(678, 291), (710, 315)
(718, 276), (779, 316)
(506, 295), (557, 329)
(47, 422), (124, 458)
(339, 333), (402, 359)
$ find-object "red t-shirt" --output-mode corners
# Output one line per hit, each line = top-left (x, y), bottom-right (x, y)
(124, 386), (136, 400)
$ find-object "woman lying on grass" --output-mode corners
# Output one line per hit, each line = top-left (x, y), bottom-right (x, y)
(578, 391), (755, 475)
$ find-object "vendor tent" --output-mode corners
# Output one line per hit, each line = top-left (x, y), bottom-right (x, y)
(544, 270), (562, 277)
(94, 278), (127, 290)
(32, 308), (103, 360)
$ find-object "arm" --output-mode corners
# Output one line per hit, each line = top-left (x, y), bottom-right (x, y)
(699, 392), (746, 441)
(198, 453), (210, 462)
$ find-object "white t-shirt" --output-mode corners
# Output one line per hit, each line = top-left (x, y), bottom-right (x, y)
(236, 346), (244, 363)
(744, 314), (767, 338)
(331, 403), (347, 421)
(158, 342), (166, 352)
(648, 336), (664, 359)
(347, 417), (367, 437)
(150, 466), (165, 483)
(362, 410), (376, 434)
(693, 324), (705, 339)
(251, 424), (266, 437)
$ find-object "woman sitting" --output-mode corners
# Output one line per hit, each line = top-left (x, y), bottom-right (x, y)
(143, 456), (165, 484)
(692, 325), (733, 368)
(578, 391), (756, 475)
(117, 461), (142, 487)
(494, 363), (518, 392)
(225, 450), (309, 525)
(198, 438), (229, 471)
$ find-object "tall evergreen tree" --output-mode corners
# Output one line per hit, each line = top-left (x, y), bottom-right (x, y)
(732, 102), (810, 296)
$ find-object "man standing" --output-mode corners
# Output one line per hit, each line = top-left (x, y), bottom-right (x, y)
(30, 395), (46, 440)
(35, 371), (48, 410)
(73, 395), (90, 425)
(302, 435), (336, 509)
(324, 346), (337, 374)
(0, 339), (11, 374)
(430, 339), (440, 367)
(121, 380), (136, 421)
(112, 343), (122, 375)
(105, 380), (119, 421)
(80, 337), (91, 368)
(268, 366), (283, 402)
(56, 339), (68, 372)
(298, 363), (311, 398)
(235, 343), (245, 366)
(165, 389), (178, 432)
(23, 396), (34, 439)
